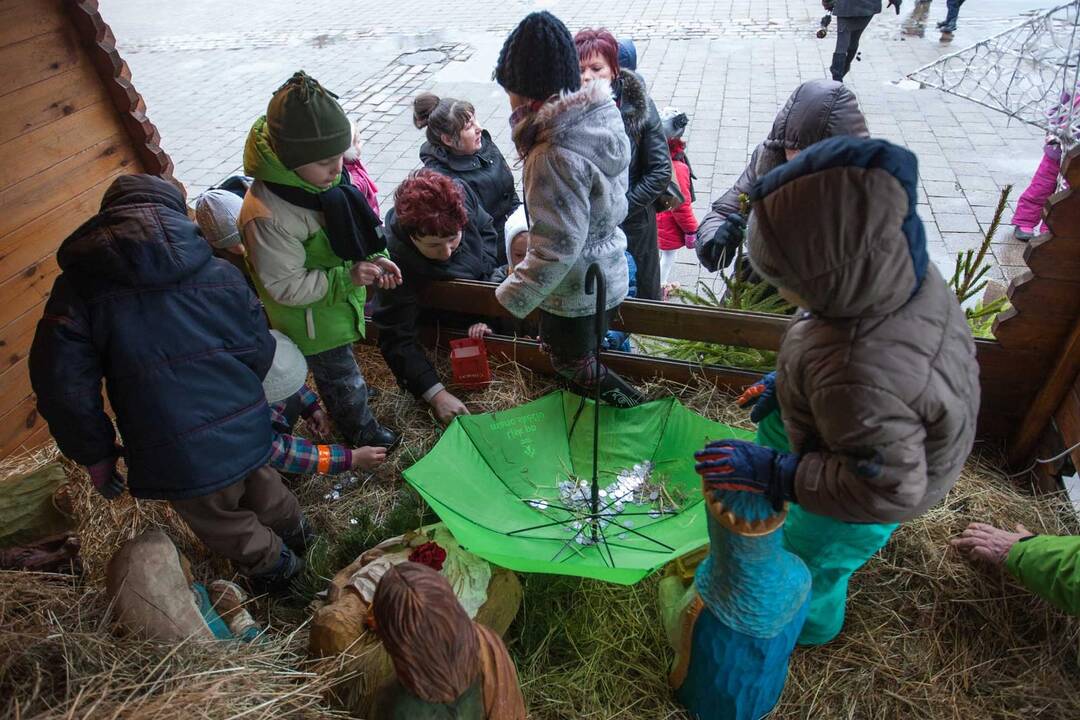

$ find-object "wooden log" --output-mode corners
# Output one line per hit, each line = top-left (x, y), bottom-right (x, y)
(417, 280), (789, 348)
(0, 30), (79, 98)
(0, 0), (65, 49)
(1, 100), (118, 192)
(1008, 314), (1080, 467)
(0, 61), (100, 146)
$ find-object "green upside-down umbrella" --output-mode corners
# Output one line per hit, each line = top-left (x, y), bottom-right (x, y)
(403, 390), (752, 585)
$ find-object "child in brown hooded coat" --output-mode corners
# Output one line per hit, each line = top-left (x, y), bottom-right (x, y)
(696, 136), (980, 645)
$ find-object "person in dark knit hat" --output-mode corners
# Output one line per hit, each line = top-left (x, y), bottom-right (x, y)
(240, 71), (402, 453)
(492, 12), (645, 407)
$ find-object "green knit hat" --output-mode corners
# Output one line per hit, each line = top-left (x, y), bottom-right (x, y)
(266, 71), (351, 170)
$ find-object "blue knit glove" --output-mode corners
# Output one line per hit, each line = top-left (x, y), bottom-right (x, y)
(736, 371), (778, 424)
(695, 439), (799, 511)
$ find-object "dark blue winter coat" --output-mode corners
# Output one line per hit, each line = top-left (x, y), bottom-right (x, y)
(29, 174), (276, 501)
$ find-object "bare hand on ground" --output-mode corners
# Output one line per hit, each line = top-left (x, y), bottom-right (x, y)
(350, 446), (387, 470)
(950, 522), (1033, 565)
(430, 389), (469, 425)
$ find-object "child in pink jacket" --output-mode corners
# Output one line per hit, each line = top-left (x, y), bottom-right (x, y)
(656, 108), (697, 291)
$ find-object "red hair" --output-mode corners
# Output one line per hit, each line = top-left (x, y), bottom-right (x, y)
(574, 28), (620, 78)
(393, 170), (468, 238)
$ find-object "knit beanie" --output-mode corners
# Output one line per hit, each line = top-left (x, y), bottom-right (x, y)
(266, 71), (352, 170)
(494, 12), (581, 101)
(659, 107), (689, 140)
(262, 330), (309, 404)
(194, 189), (243, 249)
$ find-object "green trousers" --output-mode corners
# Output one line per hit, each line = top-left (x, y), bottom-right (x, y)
(757, 411), (897, 645)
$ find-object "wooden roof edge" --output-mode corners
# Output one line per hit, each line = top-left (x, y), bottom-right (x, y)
(65, 0), (175, 180)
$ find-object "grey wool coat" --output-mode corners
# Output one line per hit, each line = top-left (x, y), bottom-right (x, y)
(496, 81), (631, 319)
(748, 137), (980, 524)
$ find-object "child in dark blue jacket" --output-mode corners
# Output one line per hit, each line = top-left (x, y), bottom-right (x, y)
(30, 174), (308, 588)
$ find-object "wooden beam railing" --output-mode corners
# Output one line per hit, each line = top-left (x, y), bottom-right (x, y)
(400, 278), (1029, 440)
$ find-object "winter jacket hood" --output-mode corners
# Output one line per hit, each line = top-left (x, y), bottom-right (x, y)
(698, 80), (869, 257)
(746, 138), (979, 524)
(500, 80), (631, 318)
(31, 174), (276, 501)
(748, 136), (927, 318)
(59, 175), (211, 290)
(616, 70), (651, 144)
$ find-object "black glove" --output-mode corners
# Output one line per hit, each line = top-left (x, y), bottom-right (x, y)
(887, 0), (901, 13)
(697, 213), (747, 273)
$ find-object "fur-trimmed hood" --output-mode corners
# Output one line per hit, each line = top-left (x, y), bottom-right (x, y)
(511, 80), (625, 180)
(615, 70), (649, 143)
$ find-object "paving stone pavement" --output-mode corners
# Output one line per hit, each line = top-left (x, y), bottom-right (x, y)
(105, 0), (1062, 297)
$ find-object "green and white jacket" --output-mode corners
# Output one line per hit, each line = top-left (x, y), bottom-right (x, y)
(239, 116), (386, 356)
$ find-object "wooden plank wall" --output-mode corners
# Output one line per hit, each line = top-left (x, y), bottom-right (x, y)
(0, 0), (147, 458)
(995, 147), (1080, 466)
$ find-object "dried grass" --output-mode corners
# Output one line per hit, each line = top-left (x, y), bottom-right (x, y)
(3, 346), (1078, 718)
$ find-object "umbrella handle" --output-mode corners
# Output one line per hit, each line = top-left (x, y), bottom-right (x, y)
(584, 263), (605, 539)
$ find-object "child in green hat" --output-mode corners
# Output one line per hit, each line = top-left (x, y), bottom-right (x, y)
(240, 71), (402, 451)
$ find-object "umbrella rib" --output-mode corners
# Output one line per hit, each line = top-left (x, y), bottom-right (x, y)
(605, 518), (677, 551)
(595, 520), (616, 569)
(456, 421), (531, 503)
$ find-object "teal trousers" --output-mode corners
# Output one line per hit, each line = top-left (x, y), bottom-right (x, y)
(757, 411), (897, 645)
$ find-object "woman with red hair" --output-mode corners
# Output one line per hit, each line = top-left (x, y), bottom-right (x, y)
(575, 27), (671, 300)
(372, 170), (500, 424)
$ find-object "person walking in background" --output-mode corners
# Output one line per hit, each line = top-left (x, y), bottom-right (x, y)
(414, 93), (520, 263)
(656, 107), (698, 292)
(494, 11), (646, 407)
(936, 0), (964, 33)
(576, 28), (671, 300)
(823, 0), (900, 82)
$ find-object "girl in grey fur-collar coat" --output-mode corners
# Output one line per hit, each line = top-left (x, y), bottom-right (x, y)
(493, 11), (645, 407)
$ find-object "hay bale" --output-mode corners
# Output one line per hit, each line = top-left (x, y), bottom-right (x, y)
(0, 571), (346, 719)
(5, 347), (1079, 719)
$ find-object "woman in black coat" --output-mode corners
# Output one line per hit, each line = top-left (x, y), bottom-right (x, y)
(576, 28), (671, 300)
(415, 93), (520, 265)
(373, 170), (499, 426)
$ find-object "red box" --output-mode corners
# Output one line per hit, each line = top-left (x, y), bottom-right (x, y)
(449, 337), (492, 388)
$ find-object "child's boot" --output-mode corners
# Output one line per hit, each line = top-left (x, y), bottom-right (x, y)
(249, 545), (305, 596)
(280, 515), (318, 557)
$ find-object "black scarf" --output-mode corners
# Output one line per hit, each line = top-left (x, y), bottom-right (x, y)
(264, 170), (385, 261)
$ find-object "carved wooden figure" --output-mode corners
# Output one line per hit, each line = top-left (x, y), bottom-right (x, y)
(660, 487), (811, 720)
